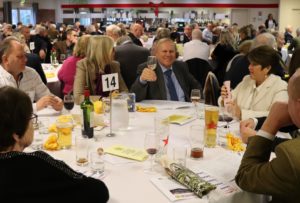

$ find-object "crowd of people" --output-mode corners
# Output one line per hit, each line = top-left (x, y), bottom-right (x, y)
(0, 13), (300, 202)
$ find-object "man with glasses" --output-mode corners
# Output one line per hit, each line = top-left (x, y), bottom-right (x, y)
(0, 37), (63, 112)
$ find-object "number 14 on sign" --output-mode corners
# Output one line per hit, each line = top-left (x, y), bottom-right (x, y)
(102, 73), (119, 92)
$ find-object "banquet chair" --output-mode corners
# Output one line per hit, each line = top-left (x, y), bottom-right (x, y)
(203, 71), (220, 106)
(185, 58), (212, 89)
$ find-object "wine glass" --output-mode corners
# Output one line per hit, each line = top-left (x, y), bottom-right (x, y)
(64, 94), (74, 114)
(147, 56), (157, 70)
(219, 106), (234, 130)
(190, 89), (201, 118)
(144, 131), (159, 174)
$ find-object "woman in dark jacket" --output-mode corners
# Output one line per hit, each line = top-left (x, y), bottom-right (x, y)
(0, 86), (109, 203)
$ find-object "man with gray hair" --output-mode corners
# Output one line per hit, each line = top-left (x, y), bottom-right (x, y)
(128, 23), (144, 47)
(284, 25), (294, 44)
(183, 29), (210, 62)
(0, 37), (63, 112)
(288, 27), (300, 53)
(106, 24), (121, 42)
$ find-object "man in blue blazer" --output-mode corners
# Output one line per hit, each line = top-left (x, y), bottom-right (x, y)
(131, 38), (200, 102)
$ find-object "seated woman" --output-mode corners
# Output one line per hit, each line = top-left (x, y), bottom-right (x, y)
(58, 34), (90, 95)
(219, 45), (288, 120)
(0, 86), (109, 202)
(73, 35), (128, 104)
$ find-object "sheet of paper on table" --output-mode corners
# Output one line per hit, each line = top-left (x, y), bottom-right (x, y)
(105, 145), (148, 161)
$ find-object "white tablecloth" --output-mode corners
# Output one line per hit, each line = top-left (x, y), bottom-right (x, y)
(31, 100), (268, 203)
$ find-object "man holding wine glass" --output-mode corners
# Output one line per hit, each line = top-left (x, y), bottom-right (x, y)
(131, 38), (201, 102)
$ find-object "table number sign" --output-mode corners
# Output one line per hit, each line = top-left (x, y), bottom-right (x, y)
(29, 42), (35, 51)
(102, 73), (119, 92)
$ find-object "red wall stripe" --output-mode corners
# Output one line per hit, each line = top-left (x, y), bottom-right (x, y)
(61, 3), (279, 9)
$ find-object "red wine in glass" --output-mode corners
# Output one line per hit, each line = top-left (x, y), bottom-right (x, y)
(64, 94), (74, 113)
(146, 148), (158, 155)
(64, 102), (74, 111)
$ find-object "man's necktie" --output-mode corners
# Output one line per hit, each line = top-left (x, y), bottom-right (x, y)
(164, 69), (178, 101)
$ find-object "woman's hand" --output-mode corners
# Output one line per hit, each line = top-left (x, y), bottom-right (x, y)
(220, 85), (230, 106)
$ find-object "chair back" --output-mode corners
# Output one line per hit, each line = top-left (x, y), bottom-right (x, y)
(203, 71), (220, 106)
(186, 58), (212, 89)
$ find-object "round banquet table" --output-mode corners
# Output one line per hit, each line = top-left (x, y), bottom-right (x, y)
(28, 100), (269, 203)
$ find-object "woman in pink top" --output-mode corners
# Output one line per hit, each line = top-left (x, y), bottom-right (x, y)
(58, 35), (90, 95)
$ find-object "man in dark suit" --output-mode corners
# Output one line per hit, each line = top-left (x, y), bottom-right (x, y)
(131, 38), (200, 102)
(235, 69), (300, 203)
(26, 53), (47, 85)
(115, 36), (150, 89)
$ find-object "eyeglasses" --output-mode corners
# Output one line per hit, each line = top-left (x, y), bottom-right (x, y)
(30, 113), (38, 125)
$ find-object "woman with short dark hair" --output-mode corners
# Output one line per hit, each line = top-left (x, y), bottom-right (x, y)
(0, 86), (109, 202)
(219, 45), (288, 120)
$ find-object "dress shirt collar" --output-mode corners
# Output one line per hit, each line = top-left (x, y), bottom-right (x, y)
(159, 62), (173, 73)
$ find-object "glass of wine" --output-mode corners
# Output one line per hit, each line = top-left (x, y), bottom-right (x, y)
(190, 89), (201, 118)
(64, 94), (74, 114)
(144, 131), (159, 174)
(147, 56), (157, 70)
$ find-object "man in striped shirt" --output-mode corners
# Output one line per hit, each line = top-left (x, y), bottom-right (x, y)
(0, 37), (63, 112)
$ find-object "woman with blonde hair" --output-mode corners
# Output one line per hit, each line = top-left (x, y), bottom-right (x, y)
(74, 35), (128, 104)
(58, 34), (91, 95)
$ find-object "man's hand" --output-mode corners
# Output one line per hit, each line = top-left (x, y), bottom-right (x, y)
(140, 68), (157, 82)
(36, 95), (63, 111)
(240, 119), (256, 144)
(261, 102), (292, 135)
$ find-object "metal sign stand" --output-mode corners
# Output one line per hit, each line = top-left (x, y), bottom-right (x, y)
(106, 92), (115, 137)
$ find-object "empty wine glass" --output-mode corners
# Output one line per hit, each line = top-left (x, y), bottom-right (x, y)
(147, 56), (157, 70)
(144, 131), (159, 174)
(190, 89), (201, 118)
(64, 94), (74, 114)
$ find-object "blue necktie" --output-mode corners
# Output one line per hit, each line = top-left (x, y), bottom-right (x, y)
(164, 69), (178, 101)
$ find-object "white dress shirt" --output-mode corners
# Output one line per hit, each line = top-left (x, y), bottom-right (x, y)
(0, 65), (51, 102)
(183, 39), (210, 62)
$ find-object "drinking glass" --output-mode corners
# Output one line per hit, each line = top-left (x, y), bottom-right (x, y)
(189, 125), (205, 159)
(190, 89), (201, 118)
(90, 152), (105, 175)
(64, 94), (74, 114)
(219, 106), (233, 128)
(144, 131), (160, 173)
(147, 56), (157, 70)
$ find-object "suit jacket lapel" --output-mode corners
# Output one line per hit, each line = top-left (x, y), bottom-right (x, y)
(155, 63), (167, 100)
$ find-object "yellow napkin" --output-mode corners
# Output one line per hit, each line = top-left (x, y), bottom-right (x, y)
(136, 105), (157, 112)
(43, 134), (59, 150)
(45, 72), (55, 78)
(105, 145), (148, 161)
(226, 133), (245, 152)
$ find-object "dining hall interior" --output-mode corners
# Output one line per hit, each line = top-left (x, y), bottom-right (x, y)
(0, 0), (300, 202)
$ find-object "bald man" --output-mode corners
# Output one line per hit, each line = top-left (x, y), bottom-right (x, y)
(235, 68), (300, 202)
(128, 23), (144, 46)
